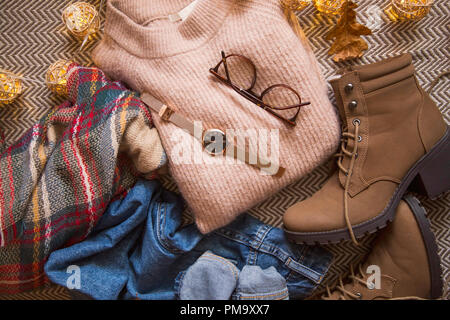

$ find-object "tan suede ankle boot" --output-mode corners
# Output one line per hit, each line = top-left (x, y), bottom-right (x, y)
(283, 53), (449, 244)
(319, 195), (443, 300)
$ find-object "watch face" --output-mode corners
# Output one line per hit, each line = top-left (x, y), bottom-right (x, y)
(202, 128), (227, 156)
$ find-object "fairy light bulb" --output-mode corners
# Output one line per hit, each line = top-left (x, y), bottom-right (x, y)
(62, 2), (100, 40)
(281, 0), (313, 11)
(314, 0), (346, 16)
(385, 0), (434, 21)
(45, 59), (74, 96)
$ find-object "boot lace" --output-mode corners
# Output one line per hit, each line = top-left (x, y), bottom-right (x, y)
(321, 264), (427, 300)
(334, 121), (360, 245)
(322, 264), (367, 300)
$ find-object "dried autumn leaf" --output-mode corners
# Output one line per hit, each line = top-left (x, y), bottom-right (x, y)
(326, 1), (372, 62)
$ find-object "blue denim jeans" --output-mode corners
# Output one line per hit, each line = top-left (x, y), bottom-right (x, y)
(45, 179), (332, 300)
(176, 251), (290, 300)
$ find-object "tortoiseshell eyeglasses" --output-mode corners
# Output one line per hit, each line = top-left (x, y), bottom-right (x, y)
(209, 51), (310, 126)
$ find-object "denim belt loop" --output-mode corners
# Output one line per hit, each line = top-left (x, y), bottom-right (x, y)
(284, 256), (325, 284)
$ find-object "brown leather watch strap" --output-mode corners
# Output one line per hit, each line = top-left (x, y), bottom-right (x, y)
(141, 92), (198, 138)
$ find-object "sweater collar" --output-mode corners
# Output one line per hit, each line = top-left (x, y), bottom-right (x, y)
(104, 0), (234, 59)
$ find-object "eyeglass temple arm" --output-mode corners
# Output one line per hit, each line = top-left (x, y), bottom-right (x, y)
(239, 88), (262, 103)
(263, 106), (297, 126)
(221, 51), (231, 82)
(273, 101), (311, 110)
(241, 89), (311, 110)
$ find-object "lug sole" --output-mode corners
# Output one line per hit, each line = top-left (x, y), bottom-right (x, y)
(284, 126), (450, 245)
(403, 195), (443, 299)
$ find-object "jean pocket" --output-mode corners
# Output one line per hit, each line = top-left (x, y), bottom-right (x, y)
(175, 251), (239, 300)
(232, 265), (289, 301)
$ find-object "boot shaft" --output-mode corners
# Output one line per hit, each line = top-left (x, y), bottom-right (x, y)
(321, 197), (439, 300)
(364, 200), (431, 298)
(330, 54), (447, 196)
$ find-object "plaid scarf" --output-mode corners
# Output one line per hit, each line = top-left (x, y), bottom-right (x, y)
(0, 64), (166, 294)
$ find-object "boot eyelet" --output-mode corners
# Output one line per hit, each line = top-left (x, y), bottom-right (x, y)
(358, 136), (362, 142)
(352, 119), (360, 126)
(355, 292), (362, 300)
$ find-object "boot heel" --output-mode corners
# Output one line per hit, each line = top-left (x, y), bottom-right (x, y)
(411, 132), (450, 199)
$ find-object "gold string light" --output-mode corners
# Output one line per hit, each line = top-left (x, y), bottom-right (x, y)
(314, 0), (346, 16)
(0, 71), (23, 105)
(45, 59), (74, 97)
(0, 59), (78, 105)
(62, 1), (100, 50)
(1, 2), (102, 106)
(385, 0), (434, 21)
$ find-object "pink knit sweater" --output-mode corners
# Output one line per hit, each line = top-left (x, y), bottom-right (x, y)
(92, 0), (340, 233)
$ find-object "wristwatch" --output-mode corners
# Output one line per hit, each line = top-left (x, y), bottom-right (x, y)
(141, 92), (285, 177)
